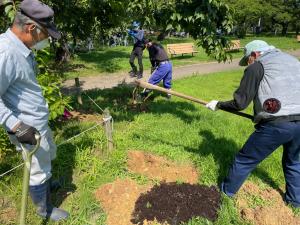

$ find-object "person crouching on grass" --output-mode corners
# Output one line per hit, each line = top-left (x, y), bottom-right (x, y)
(141, 39), (173, 99)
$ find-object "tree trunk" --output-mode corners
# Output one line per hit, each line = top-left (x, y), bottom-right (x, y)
(281, 22), (289, 36)
(72, 34), (77, 48)
(157, 31), (168, 41)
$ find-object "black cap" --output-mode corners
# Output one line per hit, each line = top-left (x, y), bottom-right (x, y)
(20, 0), (61, 39)
(144, 39), (151, 45)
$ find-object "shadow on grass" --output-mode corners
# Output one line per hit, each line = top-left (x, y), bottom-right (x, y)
(169, 55), (195, 60)
(48, 123), (98, 219)
(59, 63), (87, 73)
(67, 83), (201, 124)
(149, 98), (202, 124)
(76, 50), (130, 73)
(139, 129), (282, 193)
(192, 130), (282, 192)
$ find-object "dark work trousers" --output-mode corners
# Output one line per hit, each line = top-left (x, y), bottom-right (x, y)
(221, 121), (300, 207)
(129, 46), (143, 75)
(148, 62), (172, 89)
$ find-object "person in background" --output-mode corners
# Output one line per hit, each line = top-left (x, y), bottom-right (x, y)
(141, 39), (172, 99)
(127, 21), (145, 79)
(0, 0), (69, 221)
(206, 40), (300, 207)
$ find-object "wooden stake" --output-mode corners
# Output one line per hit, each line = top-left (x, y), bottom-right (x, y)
(103, 108), (113, 151)
(75, 77), (83, 105)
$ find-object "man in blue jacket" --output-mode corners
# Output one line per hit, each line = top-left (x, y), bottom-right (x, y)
(206, 40), (300, 208)
(0, 0), (69, 221)
(128, 21), (145, 79)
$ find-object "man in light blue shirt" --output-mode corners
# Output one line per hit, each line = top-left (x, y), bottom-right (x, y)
(0, 0), (69, 221)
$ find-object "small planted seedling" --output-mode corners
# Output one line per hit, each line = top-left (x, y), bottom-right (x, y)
(146, 202), (152, 209)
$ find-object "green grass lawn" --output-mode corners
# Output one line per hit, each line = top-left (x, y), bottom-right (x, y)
(63, 44), (216, 79)
(2, 69), (297, 224)
(63, 35), (300, 79)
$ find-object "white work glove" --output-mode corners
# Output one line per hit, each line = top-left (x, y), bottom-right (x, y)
(206, 100), (219, 111)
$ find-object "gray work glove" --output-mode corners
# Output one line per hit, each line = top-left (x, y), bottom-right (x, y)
(15, 123), (39, 145)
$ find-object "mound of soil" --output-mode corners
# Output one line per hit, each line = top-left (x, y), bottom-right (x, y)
(131, 182), (221, 225)
(95, 178), (151, 225)
(0, 197), (17, 225)
(69, 110), (102, 123)
(95, 151), (201, 225)
(237, 181), (300, 225)
(127, 151), (199, 184)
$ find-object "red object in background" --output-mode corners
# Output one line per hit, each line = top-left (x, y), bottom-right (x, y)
(63, 109), (72, 120)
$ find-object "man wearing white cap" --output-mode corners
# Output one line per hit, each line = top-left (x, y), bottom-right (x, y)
(0, 0), (69, 221)
(206, 40), (300, 207)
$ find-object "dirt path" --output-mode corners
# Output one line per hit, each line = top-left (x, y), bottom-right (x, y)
(62, 49), (300, 92)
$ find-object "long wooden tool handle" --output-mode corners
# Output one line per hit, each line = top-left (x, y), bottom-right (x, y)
(135, 80), (254, 120)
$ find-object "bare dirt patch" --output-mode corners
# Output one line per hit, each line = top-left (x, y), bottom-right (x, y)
(237, 181), (300, 225)
(95, 151), (215, 225)
(95, 178), (151, 225)
(68, 110), (102, 123)
(0, 197), (17, 225)
(127, 151), (199, 184)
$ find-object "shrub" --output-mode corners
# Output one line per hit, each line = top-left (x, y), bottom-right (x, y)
(0, 127), (14, 162)
(36, 49), (72, 121)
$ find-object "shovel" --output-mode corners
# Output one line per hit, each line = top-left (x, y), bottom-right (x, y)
(19, 134), (41, 225)
(135, 79), (254, 120)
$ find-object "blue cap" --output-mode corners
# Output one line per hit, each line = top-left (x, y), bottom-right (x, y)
(20, 0), (61, 39)
(239, 40), (275, 66)
(132, 21), (140, 28)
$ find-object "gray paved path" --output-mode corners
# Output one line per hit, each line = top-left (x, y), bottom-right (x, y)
(62, 49), (300, 92)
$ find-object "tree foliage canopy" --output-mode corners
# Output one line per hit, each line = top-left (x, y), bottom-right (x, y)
(1, 0), (236, 61)
(2, 0), (298, 60)
(166, 0), (234, 62)
(223, 0), (300, 36)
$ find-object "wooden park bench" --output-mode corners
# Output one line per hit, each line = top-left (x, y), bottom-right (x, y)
(166, 43), (198, 57)
(225, 39), (244, 52)
(297, 35), (300, 42)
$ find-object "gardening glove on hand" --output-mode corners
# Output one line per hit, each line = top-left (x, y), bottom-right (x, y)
(128, 30), (134, 36)
(206, 100), (219, 111)
(15, 123), (39, 145)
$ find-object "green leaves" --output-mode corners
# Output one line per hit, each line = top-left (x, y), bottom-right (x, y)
(171, 13), (182, 21)
(1, 0), (17, 23)
(0, 127), (14, 161)
(166, 23), (173, 31)
(0, 0), (13, 7)
(35, 49), (71, 121)
(223, 0), (299, 36)
(4, 4), (12, 14)
(127, 0), (175, 30)
(167, 0), (234, 62)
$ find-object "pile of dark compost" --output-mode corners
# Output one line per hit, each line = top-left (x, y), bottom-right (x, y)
(131, 182), (221, 225)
